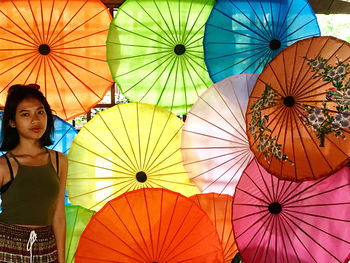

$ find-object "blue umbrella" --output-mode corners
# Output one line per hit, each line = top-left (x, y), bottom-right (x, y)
(204, 0), (321, 83)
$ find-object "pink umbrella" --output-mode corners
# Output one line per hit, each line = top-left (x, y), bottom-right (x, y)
(232, 159), (350, 263)
(181, 74), (258, 194)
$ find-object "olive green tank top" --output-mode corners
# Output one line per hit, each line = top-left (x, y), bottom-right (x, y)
(0, 150), (60, 225)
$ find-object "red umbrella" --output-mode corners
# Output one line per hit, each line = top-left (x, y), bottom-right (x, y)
(75, 188), (225, 262)
(232, 159), (350, 263)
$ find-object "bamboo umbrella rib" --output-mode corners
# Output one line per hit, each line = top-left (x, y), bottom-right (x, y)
(206, 41), (267, 47)
(183, 27), (205, 49)
(280, 18), (318, 43)
(51, 8), (108, 47)
(52, 50), (106, 62)
(49, 55), (102, 99)
(182, 56), (201, 97)
(153, 0), (178, 44)
(40, 0), (45, 43)
(276, 217), (291, 263)
(124, 194), (153, 261)
(179, 57), (189, 113)
(52, 52), (113, 83)
(215, 6), (269, 43)
(261, 216), (275, 263)
(285, 209), (350, 225)
(158, 201), (195, 260)
(142, 190), (155, 259)
(49, 0), (89, 45)
(268, 64), (288, 97)
(27, 0), (43, 43)
(52, 29), (109, 48)
(107, 49), (173, 62)
(125, 55), (176, 96)
(46, 0), (69, 44)
(184, 149), (250, 166)
(256, 164), (275, 203)
(136, 104), (142, 170)
(156, 55), (178, 106)
(182, 4), (207, 47)
(141, 105), (157, 171)
(285, 202), (350, 208)
(205, 44), (267, 62)
(283, 212), (342, 262)
(0, 11), (38, 45)
(242, 48), (273, 75)
(44, 0), (54, 44)
(107, 42), (169, 50)
(166, 0), (179, 43)
(183, 52), (209, 77)
(277, 109), (292, 175)
(96, 213), (149, 262)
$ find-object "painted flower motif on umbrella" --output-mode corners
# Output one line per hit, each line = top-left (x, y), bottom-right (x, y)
(246, 36), (350, 181)
(107, 0), (215, 115)
(232, 158), (350, 263)
(0, 0), (114, 120)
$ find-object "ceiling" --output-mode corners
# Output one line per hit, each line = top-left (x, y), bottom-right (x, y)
(101, 0), (350, 14)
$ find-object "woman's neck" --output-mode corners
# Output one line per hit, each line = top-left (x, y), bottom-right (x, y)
(12, 140), (44, 156)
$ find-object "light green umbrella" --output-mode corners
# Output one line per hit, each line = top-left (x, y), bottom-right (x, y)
(107, 0), (215, 115)
(65, 205), (95, 263)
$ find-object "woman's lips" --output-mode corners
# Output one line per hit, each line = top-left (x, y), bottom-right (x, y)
(30, 127), (42, 133)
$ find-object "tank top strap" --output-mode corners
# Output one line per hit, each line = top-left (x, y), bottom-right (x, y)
(8, 151), (20, 166)
(46, 148), (59, 175)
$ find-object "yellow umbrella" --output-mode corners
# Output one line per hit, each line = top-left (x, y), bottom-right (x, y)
(67, 102), (199, 211)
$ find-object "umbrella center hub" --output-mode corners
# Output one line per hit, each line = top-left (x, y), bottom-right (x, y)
(283, 96), (295, 107)
(174, 44), (186, 55)
(136, 171), (147, 183)
(39, 44), (51, 55)
(268, 202), (282, 214)
(269, 39), (281, 50)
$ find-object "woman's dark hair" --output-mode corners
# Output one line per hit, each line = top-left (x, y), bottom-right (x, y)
(0, 84), (54, 151)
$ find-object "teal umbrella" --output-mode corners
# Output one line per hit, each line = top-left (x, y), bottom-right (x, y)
(107, 0), (215, 115)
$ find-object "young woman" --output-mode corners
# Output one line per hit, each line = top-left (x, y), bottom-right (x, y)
(0, 84), (67, 263)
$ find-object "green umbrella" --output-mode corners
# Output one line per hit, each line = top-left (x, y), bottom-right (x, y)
(65, 205), (95, 263)
(107, 0), (215, 115)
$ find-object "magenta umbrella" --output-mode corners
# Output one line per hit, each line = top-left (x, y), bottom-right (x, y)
(232, 159), (350, 263)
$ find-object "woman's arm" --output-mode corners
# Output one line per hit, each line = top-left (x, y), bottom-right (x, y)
(52, 152), (68, 263)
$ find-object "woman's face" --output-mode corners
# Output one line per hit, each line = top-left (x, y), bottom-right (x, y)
(10, 97), (47, 142)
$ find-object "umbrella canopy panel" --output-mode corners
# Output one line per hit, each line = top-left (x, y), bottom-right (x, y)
(0, 0), (114, 120)
(204, 0), (320, 83)
(232, 159), (350, 263)
(182, 74), (257, 194)
(65, 205), (95, 263)
(246, 36), (350, 181)
(107, 0), (215, 115)
(190, 193), (238, 263)
(75, 188), (225, 262)
(67, 102), (199, 212)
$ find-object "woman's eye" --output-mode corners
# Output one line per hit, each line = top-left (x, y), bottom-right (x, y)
(38, 110), (45, 114)
(21, 113), (29, 117)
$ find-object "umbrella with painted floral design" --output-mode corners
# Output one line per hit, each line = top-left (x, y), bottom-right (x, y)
(246, 36), (350, 181)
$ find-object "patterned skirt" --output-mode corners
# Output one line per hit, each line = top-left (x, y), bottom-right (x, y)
(0, 221), (58, 263)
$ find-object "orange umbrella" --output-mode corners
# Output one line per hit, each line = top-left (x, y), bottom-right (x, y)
(75, 188), (225, 262)
(190, 193), (238, 263)
(246, 36), (350, 181)
(0, 0), (113, 120)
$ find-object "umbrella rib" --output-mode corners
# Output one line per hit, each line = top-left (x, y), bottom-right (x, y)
(256, 162), (275, 203)
(266, 64), (288, 97)
(107, 41), (169, 50)
(289, 109), (316, 179)
(236, 182), (270, 206)
(136, 103), (143, 170)
(123, 54), (176, 97)
(279, 214), (305, 263)
(283, 211), (344, 262)
(203, 151), (253, 194)
(71, 140), (136, 174)
(157, 195), (180, 259)
(49, 55), (102, 99)
(183, 51), (209, 77)
(46, 58), (68, 119)
(8, 1), (41, 45)
(277, 2), (308, 41)
(285, 183), (350, 207)
(40, 0), (45, 45)
(0, 13), (37, 46)
(141, 105), (156, 172)
(274, 0), (294, 40)
(27, 0), (43, 43)
(190, 149), (249, 181)
(206, 44), (266, 62)
(148, 177), (195, 187)
(214, 4), (269, 43)
(167, 0), (179, 43)
(21, 54), (42, 86)
(52, 29), (108, 48)
(51, 124), (72, 149)
(78, 234), (144, 262)
(101, 204), (151, 261)
(117, 105), (140, 170)
(180, 0), (192, 44)
(286, 202), (350, 208)
(46, 0), (69, 44)
(180, 56), (189, 113)
(97, 112), (139, 172)
(52, 52), (113, 83)
(262, 216), (276, 263)
(142, 189), (155, 259)
(181, 55), (202, 98)
(182, 0), (209, 46)
(189, 107), (247, 143)
(285, 208), (350, 225)
(44, 0), (54, 43)
(146, 126), (183, 174)
(48, 0), (89, 45)
(134, 0), (176, 45)
(280, 18), (319, 43)
(50, 7), (108, 47)
(115, 52), (172, 80)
